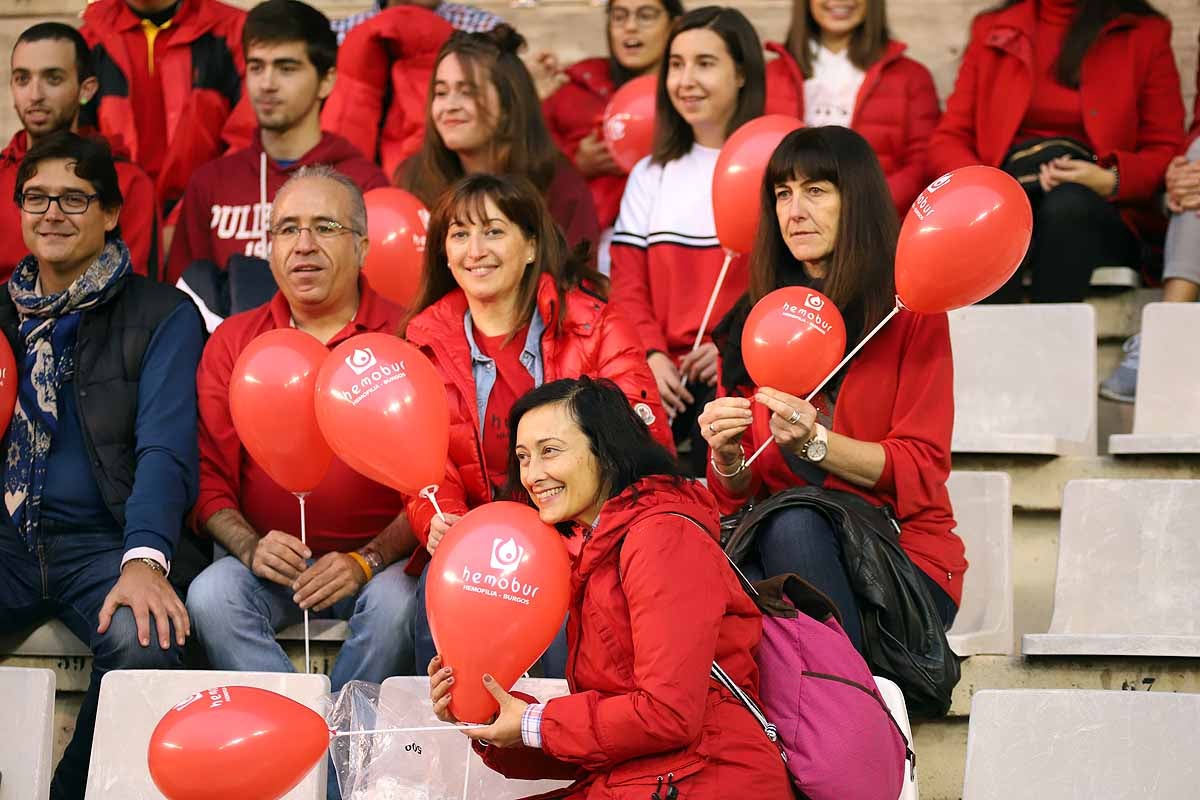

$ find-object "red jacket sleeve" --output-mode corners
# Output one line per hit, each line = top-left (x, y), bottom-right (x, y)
(609, 162), (669, 354)
(927, 18), (990, 178)
(473, 692), (586, 781)
(165, 172), (215, 285)
(1106, 18), (1185, 202)
(594, 308), (674, 451)
(1189, 40), (1200, 151)
(547, 161), (601, 252)
(195, 322), (246, 526)
(887, 60), (940, 211)
(117, 162), (159, 278)
(539, 518), (728, 770)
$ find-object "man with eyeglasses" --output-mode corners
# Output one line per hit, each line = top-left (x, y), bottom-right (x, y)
(187, 164), (419, 797)
(0, 131), (204, 800)
(2, 23), (160, 282)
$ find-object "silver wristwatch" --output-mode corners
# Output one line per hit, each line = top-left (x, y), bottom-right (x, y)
(800, 424), (829, 463)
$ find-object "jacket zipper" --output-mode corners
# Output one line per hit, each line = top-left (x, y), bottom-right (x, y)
(37, 540), (49, 599)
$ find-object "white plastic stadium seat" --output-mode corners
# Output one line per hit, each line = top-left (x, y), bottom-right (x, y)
(1089, 266), (1139, 288)
(1109, 304), (1200, 454)
(277, 619), (350, 641)
(874, 676), (918, 800)
(962, 689), (1200, 799)
(1023, 480), (1200, 657)
(949, 304), (1097, 455)
(367, 676), (573, 799)
(0, 667), (55, 800)
(85, 670), (330, 799)
(945, 472), (1014, 656)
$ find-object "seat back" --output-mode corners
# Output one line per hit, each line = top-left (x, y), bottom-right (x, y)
(0, 667), (55, 800)
(874, 676), (919, 800)
(945, 472), (1014, 655)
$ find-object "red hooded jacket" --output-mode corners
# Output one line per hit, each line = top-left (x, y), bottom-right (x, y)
(1, 129), (159, 281)
(165, 132), (389, 283)
(403, 274), (673, 575)
(708, 310), (967, 605)
(1188, 34), (1200, 151)
(542, 58), (628, 229)
(321, 6), (453, 182)
(475, 478), (791, 798)
(80, 0), (248, 211)
(929, 2), (1185, 237)
(765, 40), (941, 216)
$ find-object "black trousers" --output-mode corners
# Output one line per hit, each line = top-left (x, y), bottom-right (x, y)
(672, 380), (717, 477)
(983, 182), (1141, 304)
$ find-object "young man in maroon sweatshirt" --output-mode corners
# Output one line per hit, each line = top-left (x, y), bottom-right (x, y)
(166, 0), (388, 290)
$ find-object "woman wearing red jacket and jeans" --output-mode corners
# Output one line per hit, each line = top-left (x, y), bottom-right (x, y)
(929, 0), (1185, 303)
(700, 127), (966, 651)
(402, 174), (671, 676)
(765, 0), (940, 216)
(428, 376), (791, 799)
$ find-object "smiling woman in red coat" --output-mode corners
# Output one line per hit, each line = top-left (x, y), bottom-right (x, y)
(765, 0), (941, 216)
(428, 376), (792, 799)
(401, 173), (671, 676)
(929, 0), (1185, 303)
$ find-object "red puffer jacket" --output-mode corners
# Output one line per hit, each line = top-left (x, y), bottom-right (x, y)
(542, 58), (628, 228)
(476, 477), (791, 799)
(765, 40), (940, 215)
(929, 1), (1184, 236)
(403, 273), (673, 575)
(321, 6), (453, 182)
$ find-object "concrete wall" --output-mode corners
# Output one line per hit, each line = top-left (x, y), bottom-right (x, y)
(1, 0), (1197, 145)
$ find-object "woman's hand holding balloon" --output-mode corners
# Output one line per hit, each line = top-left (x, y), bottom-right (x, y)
(460, 675), (528, 748)
(428, 655), (459, 724)
(679, 342), (720, 386)
(755, 388), (817, 456)
(426, 512), (462, 555)
(575, 129), (622, 178)
(648, 352), (693, 417)
(699, 397), (752, 468)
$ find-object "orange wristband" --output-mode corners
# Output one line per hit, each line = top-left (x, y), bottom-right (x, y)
(347, 551), (374, 582)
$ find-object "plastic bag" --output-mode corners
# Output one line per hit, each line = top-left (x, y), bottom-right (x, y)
(325, 678), (574, 800)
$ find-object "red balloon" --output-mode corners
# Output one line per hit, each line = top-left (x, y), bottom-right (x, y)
(742, 287), (847, 397)
(362, 187), (429, 309)
(602, 74), (657, 173)
(314, 333), (449, 494)
(714, 115), (804, 254)
(426, 502), (571, 723)
(229, 329), (333, 494)
(896, 166), (1033, 313)
(148, 685), (329, 800)
(0, 336), (15, 436)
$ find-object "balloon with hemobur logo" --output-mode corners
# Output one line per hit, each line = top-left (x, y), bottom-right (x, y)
(741, 286), (847, 396)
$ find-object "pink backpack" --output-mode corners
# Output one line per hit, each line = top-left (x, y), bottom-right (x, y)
(712, 568), (912, 800)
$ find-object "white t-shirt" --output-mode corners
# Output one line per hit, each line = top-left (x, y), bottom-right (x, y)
(803, 44), (866, 128)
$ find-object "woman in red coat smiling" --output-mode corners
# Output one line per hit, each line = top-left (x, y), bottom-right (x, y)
(428, 376), (791, 799)
(401, 173), (671, 676)
(929, 0), (1185, 303)
(765, 0), (941, 216)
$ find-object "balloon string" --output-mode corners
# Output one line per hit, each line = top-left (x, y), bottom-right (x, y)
(420, 484), (447, 523)
(329, 724), (487, 738)
(295, 491), (311, 675)
(691, 249), (735, 353)
(462, 737), (472, 800)
(744, 302), (901, 469)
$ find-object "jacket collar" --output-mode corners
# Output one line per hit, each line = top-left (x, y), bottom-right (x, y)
(3, 127), (132, 167)
(984, 1), (1140, 55)
(564, 57), (616, 99)
(89, 0), (222, 44)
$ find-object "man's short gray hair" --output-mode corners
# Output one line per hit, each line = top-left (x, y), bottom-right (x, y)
(273, 164), (368, 234)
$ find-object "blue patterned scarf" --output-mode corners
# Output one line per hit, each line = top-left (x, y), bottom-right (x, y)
(4, 241), (131, 548)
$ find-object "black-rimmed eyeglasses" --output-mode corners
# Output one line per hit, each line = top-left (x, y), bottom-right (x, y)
(17, 191), (101, 215)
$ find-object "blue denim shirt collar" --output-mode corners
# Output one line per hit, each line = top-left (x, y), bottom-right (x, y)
(465, 306), (546, 428)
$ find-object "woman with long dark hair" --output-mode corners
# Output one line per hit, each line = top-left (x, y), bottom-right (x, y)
(400, 174), (671, 675)
(427, 376), (792, 798)
(765, 0), (941, 215)
(929, 0), (1185, 303)
(699, 126), (966, 651)
(609, 5), (766, 475)
(399, 25), (600, 250)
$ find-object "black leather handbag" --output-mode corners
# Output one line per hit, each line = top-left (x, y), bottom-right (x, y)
(1001, 136), (1098, 195)
(723, 486), (961, 719)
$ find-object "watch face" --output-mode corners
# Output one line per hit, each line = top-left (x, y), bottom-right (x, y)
(807, 439), (829, 462)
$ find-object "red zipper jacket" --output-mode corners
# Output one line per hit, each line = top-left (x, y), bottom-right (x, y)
(765, 40), (940, 216)
(475, 477), (791, 799)
(79, 0), (248, 211)
(1, 129), (159, 281)
(542, 58), (628, 229)
(320, 6), (454, 182)
(165, 131), (388, 283)
(403, 273), (673, 575)
(707, 309), (967, 605)
(929, 1), (1185, 237)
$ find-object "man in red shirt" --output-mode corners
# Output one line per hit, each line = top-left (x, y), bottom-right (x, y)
(186, 167), (419, 755)
(2, 23), (159, 281)
(168, 0), (388, 299)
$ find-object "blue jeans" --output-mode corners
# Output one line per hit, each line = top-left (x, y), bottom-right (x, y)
(743, 506), (958, 654)
(0, 523), (183, 800)
(411, 567), (569, 678)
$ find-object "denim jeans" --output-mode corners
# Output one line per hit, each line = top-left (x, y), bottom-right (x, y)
(411, 566), (569, 678)
(0, 522), (183, 800)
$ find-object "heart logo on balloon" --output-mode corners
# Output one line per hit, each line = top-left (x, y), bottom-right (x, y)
(742, 286), (847, 397)
(315, 334), (449, 495)
(602, 74), (657, 173)
(148, 686), (329, 800)
(426, 502), (571, 723)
